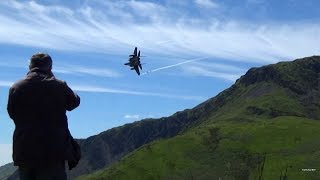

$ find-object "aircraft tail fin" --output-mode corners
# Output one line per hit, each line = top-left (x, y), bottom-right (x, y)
(134, 47), (137, 56)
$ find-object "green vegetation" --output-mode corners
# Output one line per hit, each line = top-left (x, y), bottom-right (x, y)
(79, 116), (320, 180)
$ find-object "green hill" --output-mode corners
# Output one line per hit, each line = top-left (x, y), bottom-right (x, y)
(78, 56), (320, 180)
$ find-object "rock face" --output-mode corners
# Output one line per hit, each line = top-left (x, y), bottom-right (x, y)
(239, 56), (320, 94)
(238, 65), (281, 86)
(237, 56), (320, 119)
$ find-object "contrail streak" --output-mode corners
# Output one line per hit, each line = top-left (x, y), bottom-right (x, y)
(141, 57), (209, 75)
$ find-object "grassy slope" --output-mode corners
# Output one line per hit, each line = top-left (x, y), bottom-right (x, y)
(79, 116), (320, 180)
(78, 81), (320, 180)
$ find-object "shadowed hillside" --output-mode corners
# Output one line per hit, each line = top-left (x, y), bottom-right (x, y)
(68, 89), (220, 178)
(0, 163), (16, 180)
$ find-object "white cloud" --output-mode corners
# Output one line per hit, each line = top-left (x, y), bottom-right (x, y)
(54, 65), (122, 78)
(71, 84), (205, 101)
(195, 0), (219, 8)
(0, 80), (14, 87)
(191, 61), (246, 73)
(124, 114), (140, 119)
(124, 114), (156, 120)
(0, 0), (319, 66)
(182, 66), (242, 82)
(0, 61), (122, 78)
(0, 78), (204, 100)
(128, 0), (166, 21)
(0, 144), (12, 166)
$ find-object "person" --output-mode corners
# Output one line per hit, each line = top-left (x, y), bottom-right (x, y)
(7, 52), (81, 180)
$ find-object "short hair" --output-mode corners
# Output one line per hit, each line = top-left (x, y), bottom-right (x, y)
(29, 52), (52, 70)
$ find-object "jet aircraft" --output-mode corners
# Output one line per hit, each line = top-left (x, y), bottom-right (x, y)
(124, 47), (143, 75)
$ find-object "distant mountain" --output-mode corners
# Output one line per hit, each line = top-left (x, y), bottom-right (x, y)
(0, 163), (16, 180)
(76, 56), (320, 179)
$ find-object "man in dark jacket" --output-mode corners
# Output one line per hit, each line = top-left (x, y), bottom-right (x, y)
(7, 53), (80, 180)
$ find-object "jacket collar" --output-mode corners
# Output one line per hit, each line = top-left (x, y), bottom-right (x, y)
(27, 67), (55, 79)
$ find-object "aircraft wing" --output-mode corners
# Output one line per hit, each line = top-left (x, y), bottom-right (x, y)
(134, 65), (140, 75)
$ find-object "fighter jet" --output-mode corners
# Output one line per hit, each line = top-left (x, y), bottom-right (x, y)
(124, 47), (143, 75)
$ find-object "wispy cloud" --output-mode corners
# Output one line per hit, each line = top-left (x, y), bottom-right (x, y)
(192, 61), (246, 73)
(71, 85), (205, 101)
(0, 0), (319, 64)
(178, 60), (247, 81)
(195, 0), (219, 8)
(182, 66), (242, 82)
(124, 114), (156, 120)
(141, 56), (246, 81)
(124, 114), (140, 119)
(0, 80), (204, 100)
(0, 144), (12, 166)
(54, 65), (122, 78)
(0, 80), (14, 87)
(0, 61), (122, 78)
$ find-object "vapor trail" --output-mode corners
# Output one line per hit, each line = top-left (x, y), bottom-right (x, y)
(141, 57), (209, 75)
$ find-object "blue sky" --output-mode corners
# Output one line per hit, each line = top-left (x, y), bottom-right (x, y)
(0, 0), (320, 166)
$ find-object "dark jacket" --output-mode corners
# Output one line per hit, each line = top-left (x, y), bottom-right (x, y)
(7, 68), (80, 167)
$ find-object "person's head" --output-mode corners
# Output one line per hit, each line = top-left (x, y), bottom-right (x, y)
(29, 52), (52, 71)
